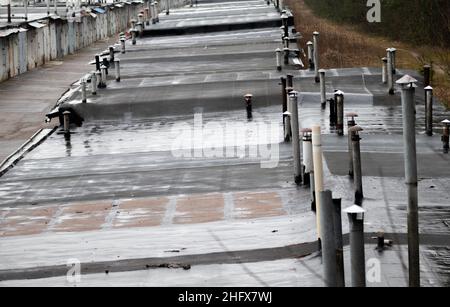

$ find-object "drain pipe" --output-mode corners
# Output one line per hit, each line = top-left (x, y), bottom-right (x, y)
(329, 96), (336, 127)
(131, 28), (137, 45)
(344, 205), (366, 287)
(349, 125), (364, 205)
(319, 69), (326, 109)
(276, 48), (282, 71)
(109, 46), (115, 64)
(244, 94), (253, 120)
(281, 13), (289, 38)
(382, 57), (388, 84)
(307, 41), (314, 71)
(391, 48), (397, 74)
(115, 59), (121, 82)
(283, 48), (289, 66)
(333, 198), (345, 287)
(312, 125), (324, 244)
(166, 0), (170, 15)
(289, 91), (302, 185)
(80, 78), (87, 103)
(120, 37), (126, 54)
(99, 65), (107, 89)
(397, 74), (420, 287)
(346, 112), (358, 178)
(24, 0), (28, 21)
(91, 71), (97, 95)
(95, 54), (101, 72)
(442, 119), (450, 154)
(425, 86), (433, 136)
(423, 65), (431, 87)
(63, 111), (71, 135)
(284, 87), (293, 142)
(387, 48), (395, 95)
(335, 90), (345, 136)
(280, 77), (287, 135)
(301, 128), (313, 187)
(313, 32), (320, 83)
(319, 190), (337, 287)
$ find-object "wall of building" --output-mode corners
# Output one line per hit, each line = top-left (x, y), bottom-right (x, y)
(0, 1), (186, 82)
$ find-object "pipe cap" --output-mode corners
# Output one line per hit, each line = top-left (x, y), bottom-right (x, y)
(300, 128), (312, 133)
(349, 125), (363, 133)
(306, 41), (313, 45)
(283, 111), (292, 116)
(313, 31), (319, 35)
(424, 86), (433, 90)
(344, 205), (365, 214)
(442, 119), (450, 125)
(334, 90), (345, 96)
(396, 75), (418, 85)
(346, 112), (359, 117)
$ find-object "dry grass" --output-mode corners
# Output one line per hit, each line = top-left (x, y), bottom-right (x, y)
(285, 0), (450, 109)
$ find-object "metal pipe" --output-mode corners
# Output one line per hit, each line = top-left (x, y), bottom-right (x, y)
(333, 198), (345, 287)
(286, 74), (293, 88)
(382, 57), (388, 84)
(344, 205), (366, 287)
(63, 111), (71, 134)
(109, 46), (115, 64)
(152, 2), (157, 23)
(131, 29), (137, 45)
(313, 32), (320, 83)
(387, 48), (395, 95)
(91, 71), (97, 95)
(283, 48), (289, 65)
(95, 54), (101, 72)
(391, 48), (397, 74)
(24, 0), (28, 21)
(318, 190), (337, 287)
(442, 120), (450, 154)
(289, 91), (302, 185)
(335, 91), (345, 136)
(284, 87), (293, 142)
(312, 125), (324, 242)
(350, 125), (364, 205)
(423, 65), (431, 87)
(307, 41), (314, 71)
(281, 77), (287, 136)
(425, 86), (433, 136)
(276, 48), (282, 71)
(244, 94), (253, 120)
(47, 0), (50, 16)
(166, 0), (170, 15)
(302, 128), (313, 187)
(319, 69), (326, 109)
(346, 113), (358, 178)
(120, 37), (126, 54)
(99, 65), (107, 88)
(54, 0), (57, 15)
(115, 59), (121, 82)
(81, 78), (87, 103)
(396, 75), (420, 287)
(329, 97), (336, 126)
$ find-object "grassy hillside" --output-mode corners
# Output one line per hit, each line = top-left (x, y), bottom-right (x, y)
(304, 0), (450, 48)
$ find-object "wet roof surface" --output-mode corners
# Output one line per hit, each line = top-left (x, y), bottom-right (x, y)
(0, 0), (449, 286)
